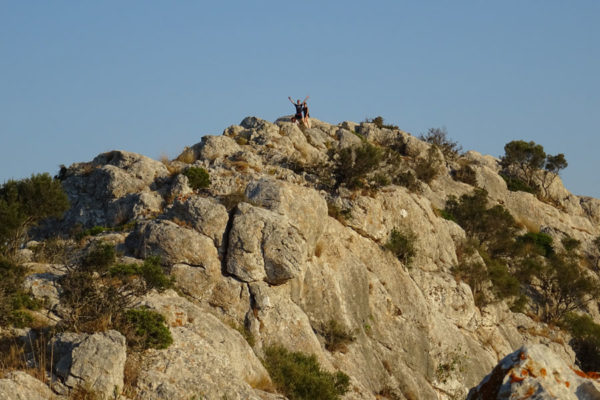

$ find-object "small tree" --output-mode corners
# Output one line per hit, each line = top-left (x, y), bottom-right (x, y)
(419, 127), (462, 160)
(500, 140), (567, 198)
(0, 173), (69, 258)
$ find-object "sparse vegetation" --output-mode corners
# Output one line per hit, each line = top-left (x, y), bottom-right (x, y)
(414, 146), (442, 184)
(561, 313), (600, 372)
(419, 127), (461, 160)
(453, 163), (477, 186)
(263, 345), (350, 400)
(183, 167), (210, 190)
(0, 173), (70, 258)
(366, 116), (398, 130)
(60, 244), (173, 333)
(332, 142), (383, 189)
(0, 258), (40, 328)
(319, 319), (355, 352)
(384, 227), (416, 266)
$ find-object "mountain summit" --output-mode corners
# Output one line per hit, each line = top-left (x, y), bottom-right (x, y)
(3, 116), (600, 399)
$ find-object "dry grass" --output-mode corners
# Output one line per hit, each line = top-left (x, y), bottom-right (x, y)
(159, 153), (183, 176)
(68, 386), (100, 400)
(122, 353), (143, 399)
(175, 148), (196, 164)
(171, 217), (193, 229)
(0, 332), (53, 384)
(514, 215), (540, 233)
(246, 374), (276, 393)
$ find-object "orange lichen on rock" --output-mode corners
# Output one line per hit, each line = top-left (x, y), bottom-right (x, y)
(539, 368), (547, 377)
(523, 386), (535, 398)
(520, 351), (527, 360)
(587, 371), (600, 379)
(510, 372), (525, 383)
(572, 368), (588, 378)
(521, 369), (529, 376)
(565, 381), (570, 388)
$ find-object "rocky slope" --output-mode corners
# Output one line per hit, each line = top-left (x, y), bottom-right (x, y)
(5, 116), (600, 399)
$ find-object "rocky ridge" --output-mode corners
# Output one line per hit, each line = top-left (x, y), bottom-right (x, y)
(4, 116), (600, 399)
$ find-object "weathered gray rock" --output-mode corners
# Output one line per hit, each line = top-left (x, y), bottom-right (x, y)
(23, 272), (62, 310)
(91, 150), (169, 185)
(245, 178), (328, 254)
(166, 195), (229, 248)
(51, 330), (127, 399)
(468, 344), (600, 400)
(194, 135), (242, 163)
(126, 219), (220, 270)
(227, 202), (307, 284)
(0, 371), (54, 400)
(135, 291), (273, 400)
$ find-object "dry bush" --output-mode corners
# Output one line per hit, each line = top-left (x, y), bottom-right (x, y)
(175, 148), (196, 164)
(122, 352), (143, 399)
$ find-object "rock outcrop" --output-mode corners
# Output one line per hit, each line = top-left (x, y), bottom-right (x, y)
(7, 116), (600, 399)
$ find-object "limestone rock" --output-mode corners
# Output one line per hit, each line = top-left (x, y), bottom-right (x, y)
(0, 371), (54, 400)
(126, 219), (220, 270)
(245, 178), (328, 254)
(226, 202), (307, 284)
(468, 344), (600, 400)
(166, 195), (229, 248)
(91, 150), (169, 185)
(51, 330), (127, 399)
(135, 291), (273, 400)
(194, 135), (242, 163)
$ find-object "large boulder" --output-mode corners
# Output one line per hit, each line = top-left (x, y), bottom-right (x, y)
(468, 344), (600, 400)
(166, 195), (229, 249)
(126, 219), (220, 270)
(0, 371), (54, 400)
(226, 202), (307, 284)
(51, 330), (127, 399)
(135, 291), (274, 400)
(245, 178), (328, 255)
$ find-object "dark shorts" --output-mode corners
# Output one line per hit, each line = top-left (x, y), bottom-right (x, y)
(294, 113), (302, 120)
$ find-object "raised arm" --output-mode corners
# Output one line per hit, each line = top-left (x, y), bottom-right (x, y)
(288, 96), (296, 105)
(303, 96), (309, 103)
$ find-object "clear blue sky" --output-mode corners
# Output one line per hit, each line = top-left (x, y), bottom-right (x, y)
(1, 1), (599, 197)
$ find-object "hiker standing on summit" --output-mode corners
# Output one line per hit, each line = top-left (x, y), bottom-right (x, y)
(288, 96), (308, 126)
(302, 99), (311, 128)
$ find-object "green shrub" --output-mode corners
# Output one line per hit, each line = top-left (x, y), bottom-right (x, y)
(500, 172), (538, 194)
(414, 147), (442, 184)
(332, 143), (383, 189)
(320, 320), (355, 352)
(453, 164), (477, 186)
(561, 313), (600, 372)
(327, 202), (351, 223)
(393, 170), (420, 192)
(81, 243), (116, 272)
(384, 228), (416, 266)
(0, 258), (39, 328)
(0, 173), (70, 258)
(451, 262), (488, 306)
(140, 256), (174, 291)
(109, 263), (141, 277)
(444, 189), (517, 256)
(366, 116), (398, 130)
(118, 308), (173, 350)
(515, 232), (554, 257)
(487, 258), (520, 300)
(561, 236), (581, 253)
(419, 127), (462, 160)
(263, 345), (350, 400)
(183, 167), (210, 190)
